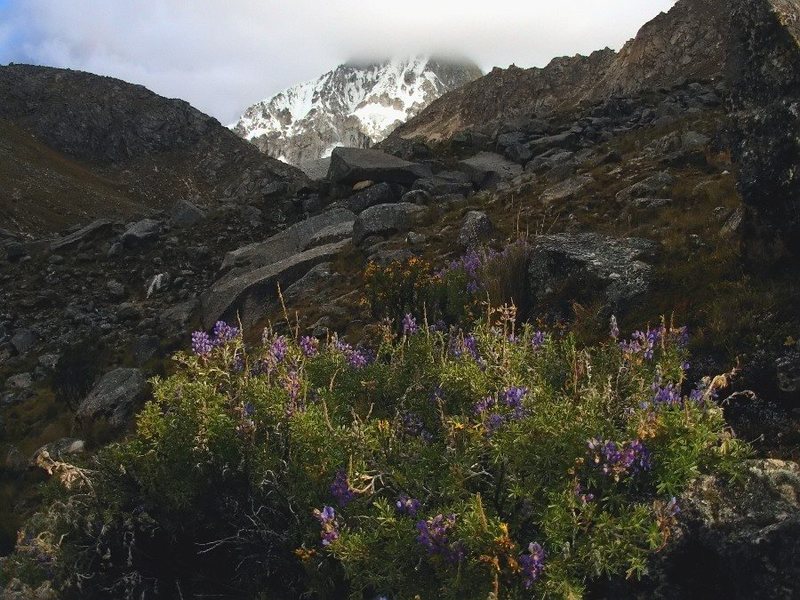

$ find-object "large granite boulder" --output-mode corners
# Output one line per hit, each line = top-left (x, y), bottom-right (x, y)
(202, 240), (349, 328)
(609, 459), (800, 599)
(327, 147), (431, 186)
(75, 368), (149, 430)
(528, 233), (656, 317)
(729, 0), (800, 263)
(347, 182), (397, 213)
(458, 211), (494, 248)
(352, 203), (426, 245)
(221, 208), (355, 274)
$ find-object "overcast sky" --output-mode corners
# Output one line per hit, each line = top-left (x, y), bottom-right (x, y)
(0, 1), (678, 124)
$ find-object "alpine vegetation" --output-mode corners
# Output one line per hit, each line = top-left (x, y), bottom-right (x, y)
(2, 309), (749, 599)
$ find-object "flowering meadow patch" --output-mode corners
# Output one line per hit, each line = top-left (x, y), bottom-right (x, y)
(6, 310), (749, 599)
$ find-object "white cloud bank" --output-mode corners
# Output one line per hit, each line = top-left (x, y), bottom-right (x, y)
(0, 0), (678, 123)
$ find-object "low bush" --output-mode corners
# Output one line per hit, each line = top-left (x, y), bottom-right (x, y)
(7, 312), (749, 599)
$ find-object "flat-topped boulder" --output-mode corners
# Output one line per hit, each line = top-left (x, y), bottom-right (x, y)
(327, 147), (431, 186)
(203, 239), (350, 328)
(221, 208), (355, 274)
(458, 152), (523, 188)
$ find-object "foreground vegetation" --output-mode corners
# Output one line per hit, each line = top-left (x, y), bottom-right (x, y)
(1, 302), (749, 598)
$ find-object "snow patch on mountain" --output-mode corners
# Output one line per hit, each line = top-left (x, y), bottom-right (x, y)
(231, 56), (482, 166)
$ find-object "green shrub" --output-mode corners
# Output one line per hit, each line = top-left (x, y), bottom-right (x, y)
(15, 313), (748, 599)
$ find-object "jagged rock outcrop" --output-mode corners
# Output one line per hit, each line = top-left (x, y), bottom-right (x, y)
(728, 0), (800, 262)
(231, 56), (482, 166)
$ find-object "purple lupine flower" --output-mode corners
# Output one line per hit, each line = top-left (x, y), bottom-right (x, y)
(400, 411), (432, 442)
(243, 402), (255, 417)
(212, 321), (240, 345)
(463, 335), (479, 360)
(610, 315), (620, 340)
(486, 413), (506, 432)
(300, 336), (319, 358)
(416, 514), (463, 563)
(531, 331), (546, 350)
(330, 470), (356, 507)
(502, 386), (528, 410)
(473, 396), (496, 415)
(652, 383), (682, 406)
(314, 506), (339, 546)
(347, 348), (369, 369)
(503, 386), (529, 419)
(518, 542), (545, 589)
(395, 494), (421, 517)
(588, 438), (651, 479)
(269, 336), (288, 363)
(191, 331), (214, 356)
(402, 313), (419, 335)
(675, 326), (690, 347)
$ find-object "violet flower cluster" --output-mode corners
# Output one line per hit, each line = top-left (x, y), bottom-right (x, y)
(531, 330), (547, 350)
(474, 386), (529, 432)
(518, 542), (545, 589)
(191, 320), (241, 356)
(416, 514), (464, 563)
(300, 335), (319, 358)
(400, 411), (433, 442)
(450, 334), (480, 362)
(314, 505), (339, 546)
(330, 469), (356, 507)
(587, 438), (651, 481)
(333, 337), (371, 369)
(395, 494), (421, 517)
(402, 313), (419, 335)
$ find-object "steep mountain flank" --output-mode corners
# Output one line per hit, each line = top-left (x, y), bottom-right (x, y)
(231, 57), (482, 165)
(389, 0), (728, 142)
(0, 64), (307, 236)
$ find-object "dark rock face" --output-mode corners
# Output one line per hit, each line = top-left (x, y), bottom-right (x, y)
(728, 0), (800, 262)
(327, 147), (431, 186)
(75, 367), (148, 430)
(608, 459), (800, 600)
(528, 233), (656, 318)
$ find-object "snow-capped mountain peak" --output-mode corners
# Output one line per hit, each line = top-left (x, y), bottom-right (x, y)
(231, 56), (482, 166)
